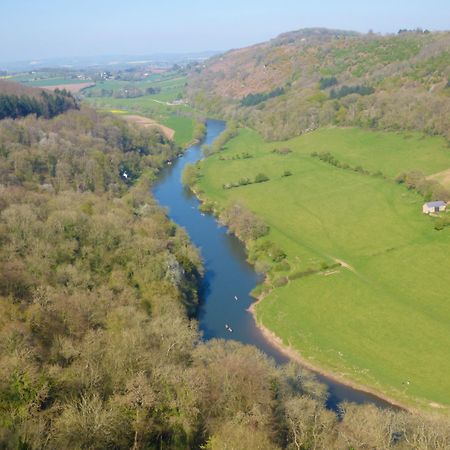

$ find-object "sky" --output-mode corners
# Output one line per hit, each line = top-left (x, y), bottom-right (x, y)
(1, 0), (450, 62)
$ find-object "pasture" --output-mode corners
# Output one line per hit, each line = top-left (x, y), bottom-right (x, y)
(197, 126), (450, 409)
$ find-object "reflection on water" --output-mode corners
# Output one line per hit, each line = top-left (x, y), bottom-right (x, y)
(152, 119), (393, 410)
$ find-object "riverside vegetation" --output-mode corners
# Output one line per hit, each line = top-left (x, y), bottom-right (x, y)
(2, 81), (450, 449)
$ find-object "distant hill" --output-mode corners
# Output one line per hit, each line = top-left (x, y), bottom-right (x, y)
(0, 79), (78, 120)
(187, 28), (450, 141)
(0, 79), (45, 97)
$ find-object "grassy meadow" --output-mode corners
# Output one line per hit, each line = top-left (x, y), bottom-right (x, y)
(197, 126), (450, 409)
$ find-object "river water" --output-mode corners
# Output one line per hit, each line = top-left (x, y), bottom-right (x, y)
(152, 119), (392, 410)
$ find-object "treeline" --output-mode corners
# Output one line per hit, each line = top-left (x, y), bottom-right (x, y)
(330, 84), (375, 99)
(0, 89), (78, 120)
(241, 87), (285, 106)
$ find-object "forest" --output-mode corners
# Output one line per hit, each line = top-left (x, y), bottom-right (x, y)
(187, 29), (450, 142)
(0, 80), (78, 120)
(1, 82), (450, 449)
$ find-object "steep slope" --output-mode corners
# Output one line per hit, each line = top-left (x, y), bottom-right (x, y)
(187, 28), (450, 140)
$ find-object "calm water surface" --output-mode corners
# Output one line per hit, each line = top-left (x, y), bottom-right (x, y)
(153, 119), (392, 410)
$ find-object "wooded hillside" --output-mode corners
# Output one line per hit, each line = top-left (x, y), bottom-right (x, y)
(0, 80), (78, 120)
(187, 28), (450, 141)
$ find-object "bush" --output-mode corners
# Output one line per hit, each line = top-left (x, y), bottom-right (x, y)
(272, 147), (292, 155)
(282, 170), (292, 177)
(270, 247), (286, 262)
(238, 177), (252, 186)
(254, 173), (270, 183)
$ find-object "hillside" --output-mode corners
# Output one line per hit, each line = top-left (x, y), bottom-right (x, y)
(187, 28), (450, 141)
(0, 79), (46, 97)
(0, 79), (78, 119)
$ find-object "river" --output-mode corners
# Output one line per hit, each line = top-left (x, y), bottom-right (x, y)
(152, 119), (392, 410)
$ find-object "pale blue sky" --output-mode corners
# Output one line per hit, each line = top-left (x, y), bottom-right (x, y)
(1, 0), (449, 61)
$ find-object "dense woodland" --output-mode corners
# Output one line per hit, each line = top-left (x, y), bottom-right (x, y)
(0, 81), (78, 121)
(187, 28), (450, 142)
(1, 83), (450, 448)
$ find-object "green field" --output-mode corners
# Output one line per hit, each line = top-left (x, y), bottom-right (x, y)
(161, 116), (195, 147)
(21, 78), (91, 87)
(84, 74), (199, 147)
(197, 126), (450, 409)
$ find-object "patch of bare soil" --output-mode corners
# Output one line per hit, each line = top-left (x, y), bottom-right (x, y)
(122, 115), (175, 140)
(42, 83), (95, 94)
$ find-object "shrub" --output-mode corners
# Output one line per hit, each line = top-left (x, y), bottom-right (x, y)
(254, 173), (270, 183)
(238, 177), (252, 186)
(273, 147), (292, 155)
(282, 170), (292, 177)
(270, 247), (287, 262)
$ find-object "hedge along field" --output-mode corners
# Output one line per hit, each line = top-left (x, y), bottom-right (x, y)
(197, 126), (450, 410)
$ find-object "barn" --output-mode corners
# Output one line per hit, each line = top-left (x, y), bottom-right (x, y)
(422, 201), (447, 214)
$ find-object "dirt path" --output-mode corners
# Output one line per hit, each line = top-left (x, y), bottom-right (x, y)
(122, 115), (175, 140)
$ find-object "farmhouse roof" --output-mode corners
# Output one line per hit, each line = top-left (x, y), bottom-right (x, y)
(424, 201), (446, 208)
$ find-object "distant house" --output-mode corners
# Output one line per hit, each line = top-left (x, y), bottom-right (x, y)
(422, 201), (447, 214)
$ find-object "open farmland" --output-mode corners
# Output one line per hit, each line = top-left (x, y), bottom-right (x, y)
(84, 74), (199, 146)
(197, 126), (450, 409)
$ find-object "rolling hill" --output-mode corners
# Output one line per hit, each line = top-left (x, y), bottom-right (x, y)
(187, 28), (450, 141)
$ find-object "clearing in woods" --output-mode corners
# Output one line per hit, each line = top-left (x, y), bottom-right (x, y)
(197, 126), (450, 410)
